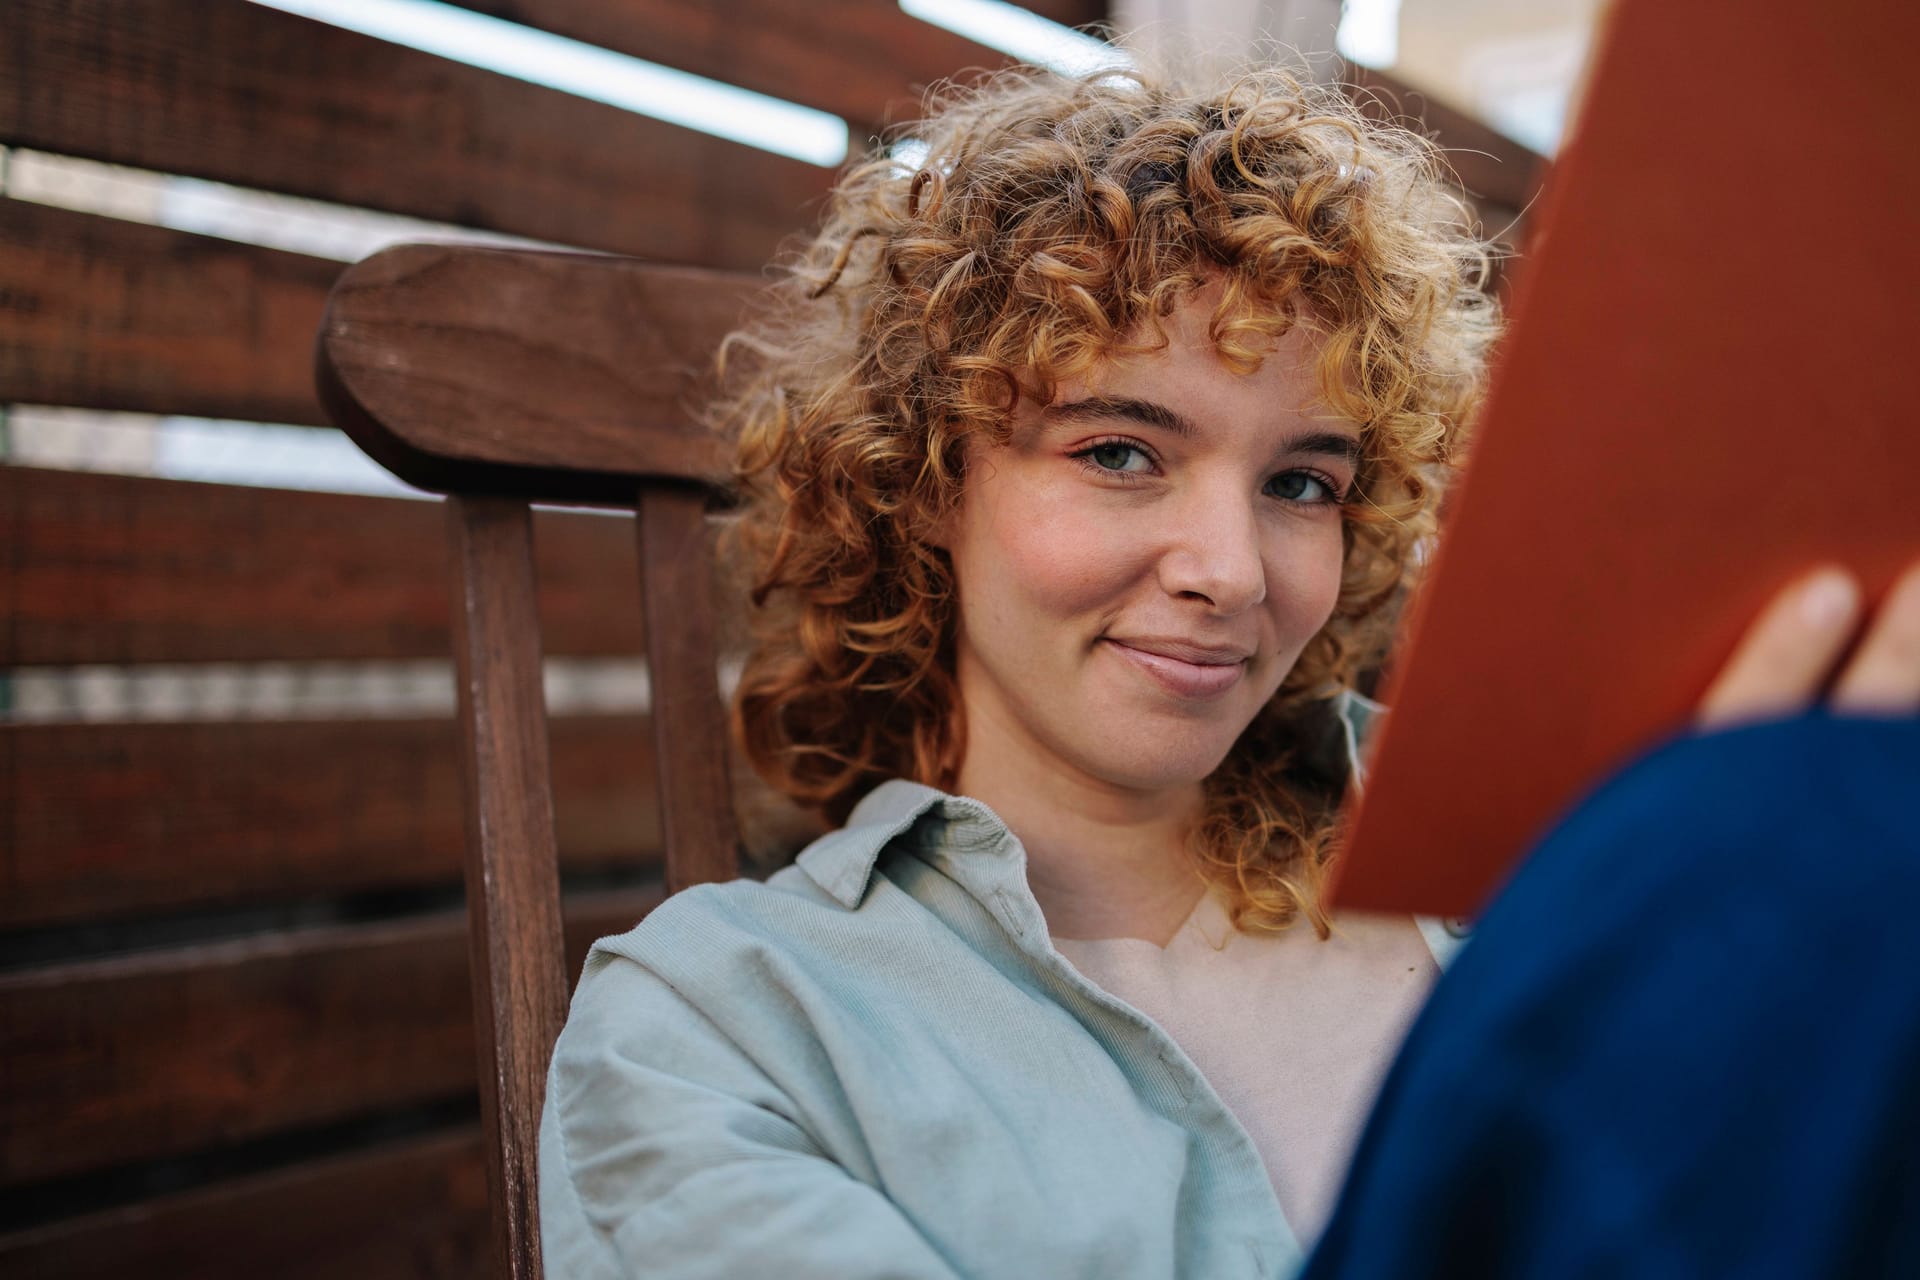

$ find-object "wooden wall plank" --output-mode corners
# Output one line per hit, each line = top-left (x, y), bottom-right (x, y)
(0, 1130), (489, 1280)
(447, 0), (1011, 135)
(2, 716), (661, 929)
(0, 468), (650, 665)
(0, 200), (338, 426)
(0, 890), (659, 1189)
(0, 0), (834, 268)
(1021, 0), (1110, 28)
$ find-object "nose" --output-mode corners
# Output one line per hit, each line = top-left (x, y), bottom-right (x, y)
(1157, 488), (1266, 615)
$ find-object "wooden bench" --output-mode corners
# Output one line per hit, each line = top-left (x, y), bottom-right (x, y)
(3, 3), (1005, 1273)
(316, 244), (759, 1278)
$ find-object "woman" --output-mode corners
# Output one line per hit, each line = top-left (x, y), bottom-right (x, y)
(539, 61), (1920, 1279)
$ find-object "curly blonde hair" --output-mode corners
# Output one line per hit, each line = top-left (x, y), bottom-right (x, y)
(721, 59), (1497, 934)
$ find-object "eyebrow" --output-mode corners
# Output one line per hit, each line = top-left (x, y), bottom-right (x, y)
(1045, 395), (1363, 464)
(1047, 395), (1195, 436)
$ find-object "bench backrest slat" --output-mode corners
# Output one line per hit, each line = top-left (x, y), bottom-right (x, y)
(639, 487), (742, 891)
(318, 246), (755, 502)
(446, 495), (569, 1280)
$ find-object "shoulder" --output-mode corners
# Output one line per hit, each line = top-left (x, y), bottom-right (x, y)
(583, 779), (953, 981)
(553, 776), (1036, 1120)
(561, 782), (962, 1053)
(547, 872), (855, 1140)
(574, 869), (847, 1019)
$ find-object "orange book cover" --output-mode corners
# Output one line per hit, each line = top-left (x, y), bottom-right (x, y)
(1328, 0), (1920, 918)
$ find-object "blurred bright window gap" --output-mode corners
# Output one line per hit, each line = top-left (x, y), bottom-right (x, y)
(246, 0), (850, 166)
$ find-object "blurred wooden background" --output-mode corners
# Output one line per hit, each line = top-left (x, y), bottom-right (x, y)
(0, 2), (1543, 1274)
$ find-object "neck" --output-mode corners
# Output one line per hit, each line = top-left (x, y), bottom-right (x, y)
(953, 704), (1207, 947)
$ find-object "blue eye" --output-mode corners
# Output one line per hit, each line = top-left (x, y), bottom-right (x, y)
(1267, 470), (1342, 503)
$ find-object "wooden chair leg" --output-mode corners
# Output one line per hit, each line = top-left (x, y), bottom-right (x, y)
(447, 495), (568, 1280)
(636, 486), (740, 890)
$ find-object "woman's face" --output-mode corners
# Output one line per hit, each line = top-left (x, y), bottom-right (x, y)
(944, 289), (1357, 799)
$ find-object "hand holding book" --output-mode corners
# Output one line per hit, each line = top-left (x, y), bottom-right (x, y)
(1699, 561), (1920, 729)
(1325, 0), (1920, 918)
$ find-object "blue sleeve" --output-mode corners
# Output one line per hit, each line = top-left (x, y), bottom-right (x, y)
(1306, 714), (1920, 1279)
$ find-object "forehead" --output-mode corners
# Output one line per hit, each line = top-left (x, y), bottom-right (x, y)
(1064, 289), (1329, 423)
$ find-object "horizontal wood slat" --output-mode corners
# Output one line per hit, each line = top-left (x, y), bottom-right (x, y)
(0, 0), (834, 268)
(318, 247), (751, 504)
(1021, 0), (1110, 28)
(0, 890), (660, 1189)
(0, 199), (338, 426)
(2, 716), (661, 929)
(447, 0), (1010, 134)
(0, 467), (651, 664)
(0, 1129), (490, 1279)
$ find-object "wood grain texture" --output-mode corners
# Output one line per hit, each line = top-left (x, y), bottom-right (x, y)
(0, 468), (648, 665)
(1021, 0), (1110, 30)
(1, 716), (661, 929)
(0, 199), (339, 426)
(0, 1130), (489, 1280)
(638, 487), (741, 891)
(318, 246), (752, 505)
(446, 0), (1011, 134)
(0, 891), (658, 1188)
(0, 0), (833, 267)
(445, 497), (567, 1280)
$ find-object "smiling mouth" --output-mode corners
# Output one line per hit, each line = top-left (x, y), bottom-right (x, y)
(1102, 638), (1249, 700)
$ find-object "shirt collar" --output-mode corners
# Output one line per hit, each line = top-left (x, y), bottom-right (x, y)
(795, 779), (1016, 909)
(794, 691), (1381, 912)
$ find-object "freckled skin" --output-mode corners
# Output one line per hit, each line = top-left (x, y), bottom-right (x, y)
(945, 292), (1356, 806)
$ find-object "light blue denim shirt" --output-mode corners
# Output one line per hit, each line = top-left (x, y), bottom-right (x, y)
(540, 696), (1460, 1279)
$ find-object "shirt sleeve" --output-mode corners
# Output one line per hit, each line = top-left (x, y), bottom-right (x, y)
(539, 946), (965, 1280)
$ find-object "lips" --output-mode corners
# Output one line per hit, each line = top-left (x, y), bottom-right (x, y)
(1102, 637), (1251, 700)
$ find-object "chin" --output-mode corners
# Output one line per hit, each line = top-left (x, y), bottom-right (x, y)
(1074, 729), (1241, 794)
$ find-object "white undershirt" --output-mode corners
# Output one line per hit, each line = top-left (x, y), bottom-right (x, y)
(1055, 895), (1443, 1245)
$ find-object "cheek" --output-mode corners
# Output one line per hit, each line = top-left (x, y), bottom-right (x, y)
(1271, 523), (1349, 639)
(970, 492), (1148, 628)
